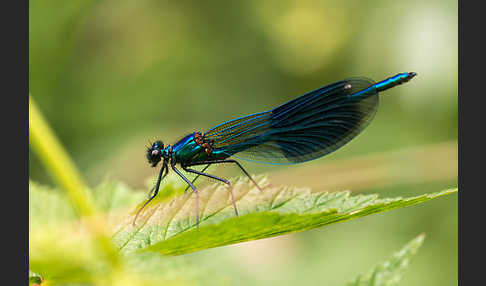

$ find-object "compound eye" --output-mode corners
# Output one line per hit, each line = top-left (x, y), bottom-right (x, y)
(153, 140), (164, 149)
(151, 149), (159, 157)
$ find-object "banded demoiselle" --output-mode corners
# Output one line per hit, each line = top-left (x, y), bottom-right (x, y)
(135, 72), (417, 226)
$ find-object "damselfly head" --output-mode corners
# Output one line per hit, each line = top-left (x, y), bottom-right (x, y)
(147, 140), (164, 167)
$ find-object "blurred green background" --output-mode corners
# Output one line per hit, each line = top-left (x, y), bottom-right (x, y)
(29, 0), (457, 285)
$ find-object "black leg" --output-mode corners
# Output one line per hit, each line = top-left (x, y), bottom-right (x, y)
(184, 164), (210, 193)
(182, 165), (239, 217)
(133, 162), (168, 226)
(186, 159), (264, 192)
(172, 164), (201, 227)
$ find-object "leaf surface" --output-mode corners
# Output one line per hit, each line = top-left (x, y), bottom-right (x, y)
(347, 234), (426, 286)
(110, 176), (456, 255)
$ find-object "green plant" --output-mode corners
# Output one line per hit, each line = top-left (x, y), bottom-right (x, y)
(29, 96), (457, 285)
(347, 234), (426, 286)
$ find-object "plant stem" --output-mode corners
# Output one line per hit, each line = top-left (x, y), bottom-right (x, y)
(29, 95), (120, 268)
(29, 95), (95, 216)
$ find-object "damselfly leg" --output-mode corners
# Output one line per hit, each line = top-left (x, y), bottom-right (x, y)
(182, 165), (238, 217)
(133, 162), (168, 226)
(183, 164), (210, 193)
(187, 159), (265, 192)
(172, 164), (200, 227)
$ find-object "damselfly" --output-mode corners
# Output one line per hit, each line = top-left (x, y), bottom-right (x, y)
(134, 72), (417, 226)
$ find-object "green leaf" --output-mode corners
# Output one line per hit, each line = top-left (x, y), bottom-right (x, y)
(28, 270), (43, 285)
(347, 234), (426, 286)
(29, 181), (77, 230)
(29, 181), (224, 286)
(29, 179), (144, 230)
(111, 175), (456, 255)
